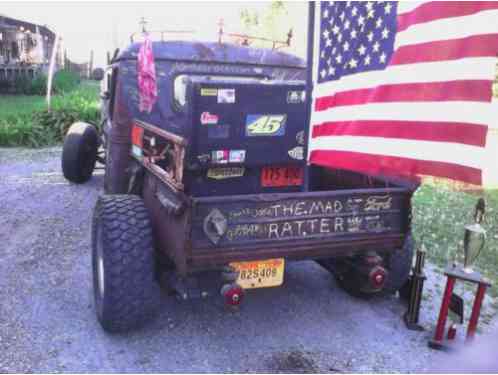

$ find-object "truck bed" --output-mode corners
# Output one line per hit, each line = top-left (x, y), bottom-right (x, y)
(188, 187), (411, 267)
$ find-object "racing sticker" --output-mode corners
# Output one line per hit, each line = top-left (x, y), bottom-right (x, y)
(201, 88), (218, 96)
(212, 150), (229, 164)
(217, 88), (236, 103)
(208, 124), (230, 139)
(229, 150), (246, 163)
(200, 111), (219, 125)
(207, 167), (245, 180)
(245, 114), (287, 137)
(287, 90), (306, 104)
(288, 146), (304, 160)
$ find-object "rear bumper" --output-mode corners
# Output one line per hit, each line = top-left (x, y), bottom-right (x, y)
(189, 233), (405, 269)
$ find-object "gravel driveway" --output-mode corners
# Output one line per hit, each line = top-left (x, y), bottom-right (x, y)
(0, 147), (495, 373)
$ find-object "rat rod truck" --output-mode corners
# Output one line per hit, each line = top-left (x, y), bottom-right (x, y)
(61, 40), (416, 332)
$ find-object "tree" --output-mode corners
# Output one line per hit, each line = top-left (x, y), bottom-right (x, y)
(239, 1), (290, 48)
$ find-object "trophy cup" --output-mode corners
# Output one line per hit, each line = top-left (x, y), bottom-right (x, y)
(462, 198), (486, 274)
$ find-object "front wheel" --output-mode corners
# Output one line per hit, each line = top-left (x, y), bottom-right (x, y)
(62, 122), (98, 183)
(92, 194), (161, 332)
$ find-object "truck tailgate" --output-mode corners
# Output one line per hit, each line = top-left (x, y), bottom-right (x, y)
(190, 188), (411, 262)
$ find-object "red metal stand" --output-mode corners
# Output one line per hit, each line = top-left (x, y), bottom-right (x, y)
(429, 265), (491, 350)
(467, 283), (487, 340)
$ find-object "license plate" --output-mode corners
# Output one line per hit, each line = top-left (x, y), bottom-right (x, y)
(230, 258), (285, 289)
(261, 166), (303, 187)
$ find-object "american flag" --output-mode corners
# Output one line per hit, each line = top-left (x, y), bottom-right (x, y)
(308, 1), (498, 185)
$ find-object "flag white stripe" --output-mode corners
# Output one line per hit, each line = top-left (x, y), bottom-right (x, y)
(311, 101), (494, 126)
(395, 9), (498, 50)
(312, 57), (496, 98)
(309, 136), (485, 169)
(397, 1), (424, 15)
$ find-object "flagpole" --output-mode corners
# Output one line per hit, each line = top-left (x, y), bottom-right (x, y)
(303, 1), (315, 192)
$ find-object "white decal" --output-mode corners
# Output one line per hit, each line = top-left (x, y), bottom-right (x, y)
(288, 146), (304, 160)
(229, 150), (246, 163)
(218, 88), (236, 104)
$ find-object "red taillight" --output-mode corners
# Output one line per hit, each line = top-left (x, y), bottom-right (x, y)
(369, 266), (387, 289)
(221, 283), (244, 306)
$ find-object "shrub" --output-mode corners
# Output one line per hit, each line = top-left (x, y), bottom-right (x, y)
(53, 70), (80, 93)
(0, 82), (100, 147)
(29, 74), (48, 95)
(4, 70), (81, 96)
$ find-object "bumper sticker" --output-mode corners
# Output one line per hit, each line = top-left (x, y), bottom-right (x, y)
(207, 167), (245, 179)
(217, 88), (235, 103)
(212, 150), (229, 164)
(201, 88), (218, 96)
(246, 114), (287, 137)
(288, 146), (304, 160)
(287, 90), (306, 104)
(200, 111), (219, 125)
(229, 150), (246, 163)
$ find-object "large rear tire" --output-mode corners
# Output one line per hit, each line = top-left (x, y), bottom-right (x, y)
(92, 194), (161, 332)
(62, 122), (98, 183)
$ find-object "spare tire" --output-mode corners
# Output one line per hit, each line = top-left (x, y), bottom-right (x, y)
(62, 122), (98, 183)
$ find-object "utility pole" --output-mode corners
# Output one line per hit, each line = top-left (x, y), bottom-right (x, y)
(139, 17), (147, 33)
(89, 49), (94, 79)
(46, 35), (60, 111)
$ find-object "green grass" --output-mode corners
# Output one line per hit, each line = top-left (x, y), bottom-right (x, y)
(412, 183), (498, 297)
(0, 81), (99, 147)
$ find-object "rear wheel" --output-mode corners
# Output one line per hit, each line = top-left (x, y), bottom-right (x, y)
(62, 122), (98, 183)
(323, 234), (414, 298)
(92, 194), (161, 332)
(383, 234), (414, 294)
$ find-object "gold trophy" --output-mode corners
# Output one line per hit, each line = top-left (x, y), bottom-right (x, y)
(462, 199), (486, 274)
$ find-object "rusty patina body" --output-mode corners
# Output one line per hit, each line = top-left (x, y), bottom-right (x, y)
(100, 40), (415, 278)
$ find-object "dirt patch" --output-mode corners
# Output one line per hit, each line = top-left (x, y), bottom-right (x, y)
(266, 350), (319, 373)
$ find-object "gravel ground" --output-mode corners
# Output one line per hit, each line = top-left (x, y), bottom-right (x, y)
(0, 147), (496, 373)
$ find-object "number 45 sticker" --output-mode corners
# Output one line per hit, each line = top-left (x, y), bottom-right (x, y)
(246, 114), (287, 136)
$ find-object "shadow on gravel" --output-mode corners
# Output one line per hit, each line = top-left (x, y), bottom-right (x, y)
(265, 350), (319, 373)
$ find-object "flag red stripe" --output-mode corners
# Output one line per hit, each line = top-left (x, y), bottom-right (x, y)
(314, 80), (492, 111)
(397, 1), (498, 33)
(309, 150), (482, 185)
(391, 34), (498, 66)
(311, 120), (488, 147)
